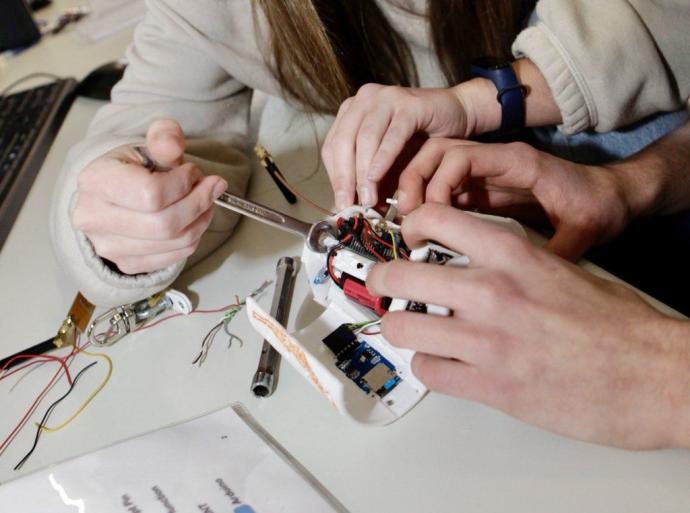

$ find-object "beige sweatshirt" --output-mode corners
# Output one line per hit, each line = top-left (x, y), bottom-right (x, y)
(50, 0), (690, 307)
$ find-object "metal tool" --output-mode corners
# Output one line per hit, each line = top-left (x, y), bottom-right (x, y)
(134, 145), (171, 172)
(132, 144), (335, 251)
(251, 257), (297, 397)
(214, 191), (335, 253)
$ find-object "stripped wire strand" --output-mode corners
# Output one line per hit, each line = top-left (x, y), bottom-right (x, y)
(191, 321), (225, 366)
(348, 319), (382, 335)
(191, 280), (272, 366)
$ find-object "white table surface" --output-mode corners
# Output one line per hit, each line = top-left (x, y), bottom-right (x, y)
(1, 2), (689, 511)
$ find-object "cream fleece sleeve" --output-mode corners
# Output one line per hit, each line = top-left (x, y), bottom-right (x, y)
(50, 0), (253, 307)
(513, 0), (690, 134)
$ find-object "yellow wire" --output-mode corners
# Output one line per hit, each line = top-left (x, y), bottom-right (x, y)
(37, 348), (113, 433)
(389, 230), (398, 260)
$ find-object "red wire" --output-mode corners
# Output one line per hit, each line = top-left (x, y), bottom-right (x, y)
(135, 302), (243, 332)
(0, 360), (45, 382)
(0, 367), (65, 454)
(362, 219), (394, 249)
(327, 252), (341, 286)
(362, 229), (387, 262)
(0, 338), (81, 455)
(0, 354), (73, 385)
(0, 300), (245, 454)
(194, 302), (241, 314)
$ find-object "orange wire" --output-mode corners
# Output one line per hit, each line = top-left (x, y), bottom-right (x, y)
(273, 172), (335, 216)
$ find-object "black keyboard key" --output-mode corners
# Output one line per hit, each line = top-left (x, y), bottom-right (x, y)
(0, 78), (77, 250)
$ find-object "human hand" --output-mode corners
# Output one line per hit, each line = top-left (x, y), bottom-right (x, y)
(367, 204), (690, 449)
(72, 119), (227, 274)
(321, 82), (495, 210)
(397, 139), (634, 260)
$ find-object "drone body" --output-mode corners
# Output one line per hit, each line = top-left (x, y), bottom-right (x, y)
(247, 207), (526, 425)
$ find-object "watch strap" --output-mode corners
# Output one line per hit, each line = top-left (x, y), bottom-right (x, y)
(471, 61), (526, 134)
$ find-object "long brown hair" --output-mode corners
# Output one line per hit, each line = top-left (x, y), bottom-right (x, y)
(253, 0), (536, 114)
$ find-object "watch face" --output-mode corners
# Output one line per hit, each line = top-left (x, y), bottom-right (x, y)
(473, 56), (510, 70)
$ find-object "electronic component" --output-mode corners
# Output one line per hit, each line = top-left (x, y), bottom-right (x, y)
(388, 244), (472, 316)
(137, 149), (530, 424)
(341, 274), (389, 316)
(334, 214), (408, 263)
(254, 144), (297, 205)
(0, 292), (95, 371)
(322, 324), (359, 361)
(323, 325), (400, 398)
(246, 205), (528, 425)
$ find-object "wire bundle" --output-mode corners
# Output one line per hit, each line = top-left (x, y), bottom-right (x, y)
(327, 214), (409, 288)
(191, 280), (273, 366)
(1, 280), (272, 471)
(337, 215), (409, 262)
(347, 319), (382, 336)
(0, 333), (112, 470)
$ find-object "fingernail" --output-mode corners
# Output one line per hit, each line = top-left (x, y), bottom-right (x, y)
(213, 179), (228, 198)
(335, 190), (349, 211)
(358, 186), (374, 207)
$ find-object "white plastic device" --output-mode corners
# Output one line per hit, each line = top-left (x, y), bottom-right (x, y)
(247, 207), (526, 425)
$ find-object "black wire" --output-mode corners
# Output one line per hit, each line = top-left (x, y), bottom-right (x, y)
(0, 337), (59, 371)
(14, 361), (98, 471)
(191, 321), (224, 365)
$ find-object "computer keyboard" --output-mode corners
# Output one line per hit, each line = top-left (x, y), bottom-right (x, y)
(0, 78), (77, 250)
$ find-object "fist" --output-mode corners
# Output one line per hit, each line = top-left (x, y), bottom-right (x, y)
(73, 119), (227, 274)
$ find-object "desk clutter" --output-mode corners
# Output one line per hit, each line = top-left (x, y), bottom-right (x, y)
(0, 144), (527, 472)
(0, 283), (272, 473)
(0, 404), (349, 513)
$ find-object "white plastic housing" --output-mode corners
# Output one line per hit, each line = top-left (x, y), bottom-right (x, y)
(247, 207), (526, 425)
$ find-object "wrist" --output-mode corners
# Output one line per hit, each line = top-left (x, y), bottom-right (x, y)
(512, 58), (562, 127)
(452, 58), (562, 137)
(604, 154), (666, 221)
(451, 78), (502, 137)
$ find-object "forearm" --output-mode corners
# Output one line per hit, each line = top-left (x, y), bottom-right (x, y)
(662, 318), (690, 449)
(513, 0), (690, 134)
(607, 121), (690, 220)
(52, 0), (253, 307)
(452, 58), (562, 137)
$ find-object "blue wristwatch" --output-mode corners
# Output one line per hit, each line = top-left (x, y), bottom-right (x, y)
(471, 57), (526, 135)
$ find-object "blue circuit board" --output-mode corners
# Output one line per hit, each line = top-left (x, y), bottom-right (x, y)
(336, 341), (400, 397)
